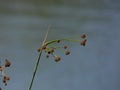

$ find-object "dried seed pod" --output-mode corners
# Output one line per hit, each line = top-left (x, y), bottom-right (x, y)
(50, 48), (54, 53)
(80, 39), (87, 46)
(63, 45), (67, 49)
(42, 44), (46, 49)
(48, 51), (51, 54)
(4, 76), (10, 81)
(65, 50), (70, 55)
(57, 39), (60, 43)
(5, 59), (11, 67)
(37, 48), (42, 52)
(0, 66), (3, 71)
(54, 56), (61, 62)
(46, 54), (49, 58)
(2, 79), (6, 84)
(47, 48), (54, 54)
(81, 34), (86, 39)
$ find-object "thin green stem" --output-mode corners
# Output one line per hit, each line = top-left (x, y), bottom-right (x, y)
(45, 38), (80, 46)
(45, 39), (58, 46)
(28, 50), (42, 90)
(28, 25), (51, 90)
(45, 35), (80, 46)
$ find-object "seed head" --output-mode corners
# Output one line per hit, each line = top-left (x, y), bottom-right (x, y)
(54, 56), (61, 62)
(50, 48), (54, 53)
(81, 34), (86, 39)
(63, 45), (68, 49)
(37, 48), (42, 52)
(0, 66), (3, 71)
(2, 79), (6, 84)
(2, 75), (10, 86)
(47, 51), (51, 54)
(80, 39), (87, 46)
(46, 54), (49, 58)
(4, 76), (10, 81)
(5, 59), (11, 67)
(57, 39), (60, 43)
(65, 50), (70, 55)
(42, 44), (46, 49)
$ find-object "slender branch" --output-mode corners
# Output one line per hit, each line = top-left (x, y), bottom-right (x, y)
(43, 24), (51, 44)
(28, 50), (42, 90)
(28, 25), (51, 90)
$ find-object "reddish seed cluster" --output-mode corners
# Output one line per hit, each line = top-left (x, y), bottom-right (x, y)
(65, 50), (70, 55)
(81, 34), (86, 39)
(57, 39), (60, 43)
(54, 56), (61, 62)
(0, 59), (11, 88)
(63, 45), (67, 49)
(80, 34), (87, 46)
(37, 34), (87, 62)
(37, 41), (71, 62)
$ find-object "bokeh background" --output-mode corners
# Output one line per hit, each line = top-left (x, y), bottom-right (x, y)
(0, 0), (120, 90)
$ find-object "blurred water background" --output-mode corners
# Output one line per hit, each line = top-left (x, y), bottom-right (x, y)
(0, 0), (120, 90)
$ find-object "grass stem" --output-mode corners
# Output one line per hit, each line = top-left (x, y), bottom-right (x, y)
(28, 50), (42, 90)
(28, 24), (51, 90)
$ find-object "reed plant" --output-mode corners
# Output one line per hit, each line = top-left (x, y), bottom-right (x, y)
(28, 25), (87, 90)
(0, 25), (87, 90)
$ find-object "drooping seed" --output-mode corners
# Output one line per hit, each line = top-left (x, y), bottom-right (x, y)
(5, 59), (11, 67)
(50, 48), (54, 53)
(4, 76), (10, 81)
(42, 44), (46, 49)
(37, 48), (41, 52)
(54, 56), (61, 62)
(46, 54), (49, 58)
(65, 50), (70, 55)
(57, 39), (60, 43)
(63, 45), (67, 49)
(80, 39), (87, 46)
(81, 34), (86, 39)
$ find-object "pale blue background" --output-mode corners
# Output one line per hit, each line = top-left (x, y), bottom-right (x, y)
(0, 0), (120, 90)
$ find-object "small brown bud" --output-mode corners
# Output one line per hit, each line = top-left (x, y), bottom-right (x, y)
(46, 54), (49, 58)
(65, 50), (70, 55)
(4, 76), (10, 81)
(50, 48), (54, 53)
(57, 39), (60, 43)
(2, 79), (6, 84)
(37, 48), (41, 52)
(80, 39), (87, 46)
(54, 56), (61, 62)
(5, 59), (11, 67)
(48, 48), (54, 54)
(42, 44), (46, 49)
(0, 66), (3, 71)
(63, 45), (67, 49)
(81, 34), (86, 39)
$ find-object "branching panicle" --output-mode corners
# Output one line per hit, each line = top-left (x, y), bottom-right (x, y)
(29, 25), (87, 90)
(0, 59), (11, 89)
(37, 33), (87, 62)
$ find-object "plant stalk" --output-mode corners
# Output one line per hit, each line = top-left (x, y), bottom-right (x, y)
(28, 25), (51, 90)
(28, 50), (42, 90)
